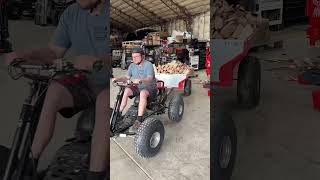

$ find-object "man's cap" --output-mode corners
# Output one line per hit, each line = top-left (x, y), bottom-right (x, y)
(132, 47), (144, 55)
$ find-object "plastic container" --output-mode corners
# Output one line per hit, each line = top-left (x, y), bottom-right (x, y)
(167, 37), (175, 44)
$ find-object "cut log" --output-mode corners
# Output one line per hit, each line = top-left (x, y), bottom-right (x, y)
(214, 16), (224, 30)
(212, 7), (218, 16)
(213, 31), (223, 39)
(238, 24), (254, 40)
(232, 24), (244, 39)
(220, 22), (237, 38)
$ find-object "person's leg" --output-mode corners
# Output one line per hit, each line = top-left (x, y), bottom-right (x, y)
(119, 88), (133, 113)
(137, 89), (149, 118)
(130, 89), (149, 131)
(87, 88), (108, 180)
(31, 82), (74, 159)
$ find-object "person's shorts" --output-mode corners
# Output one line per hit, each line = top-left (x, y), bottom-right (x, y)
(53, 74), (102, 118)
(128, 86), (158, 102)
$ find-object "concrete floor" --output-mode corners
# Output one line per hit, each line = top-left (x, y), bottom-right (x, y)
(110, 68), (210, 180)
(0, 20), (211, 179)
(225, 24), (320, 180)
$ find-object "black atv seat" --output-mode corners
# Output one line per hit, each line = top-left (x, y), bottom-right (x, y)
(131, 80), (165, 108)
(133, 95), (156, 107)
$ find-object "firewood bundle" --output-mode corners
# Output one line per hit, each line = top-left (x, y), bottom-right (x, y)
(156, 61), (194, 75)
(211, 0), (263, 40)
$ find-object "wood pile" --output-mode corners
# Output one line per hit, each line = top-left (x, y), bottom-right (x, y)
(155, 61), (194, 75)
(211, 0), (264, 40)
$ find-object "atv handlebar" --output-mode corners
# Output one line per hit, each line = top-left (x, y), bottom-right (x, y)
(112, 80), (140, 87)
(8, 58), (103, 81)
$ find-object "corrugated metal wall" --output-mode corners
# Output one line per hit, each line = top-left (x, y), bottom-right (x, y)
(150, 11), (210, 41)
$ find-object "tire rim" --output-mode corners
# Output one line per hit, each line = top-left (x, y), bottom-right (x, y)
(179, 105), (183, 115)
(219, 136), (232, 169)
(150, 132), (161, 148)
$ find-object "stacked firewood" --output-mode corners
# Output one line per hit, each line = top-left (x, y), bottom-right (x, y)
(211, 0), (263, 40)
(155, 61), (194, 75)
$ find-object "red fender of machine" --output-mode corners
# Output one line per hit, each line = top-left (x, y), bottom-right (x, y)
(306, 0), (320, 46)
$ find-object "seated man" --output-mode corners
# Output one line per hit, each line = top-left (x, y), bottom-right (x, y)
(112, 47), (157, 131)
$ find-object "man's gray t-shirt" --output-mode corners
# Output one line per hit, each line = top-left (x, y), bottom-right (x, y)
(127, 60), (157, 90)
(51, 2), (109, 92)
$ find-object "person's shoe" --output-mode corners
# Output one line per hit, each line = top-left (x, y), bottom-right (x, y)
(23, 158), (39, 176)
(117, 113), (124, 121)
(128, 120), (141, 133)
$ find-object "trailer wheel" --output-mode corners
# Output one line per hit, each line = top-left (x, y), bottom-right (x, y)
(213, 112), (237, 180)
(168, 94), (184, 122)
(237, 56), (261, 109)
(183, 79), (192, 96)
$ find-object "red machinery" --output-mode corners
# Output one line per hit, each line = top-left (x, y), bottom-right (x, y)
(205, 47), (210, 96)
(306, 0), (320, 46)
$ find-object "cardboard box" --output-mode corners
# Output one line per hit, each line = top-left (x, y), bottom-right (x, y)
(159, 32), (169, 38)
(176, 35), (184, 42)
(150, 33), (160, 45)
(147, 36), (153, 45)
(152, 36), (160, 45)
(143, 37), (148, 45)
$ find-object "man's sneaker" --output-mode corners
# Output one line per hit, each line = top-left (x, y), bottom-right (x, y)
(128, 120), (141, 133)
(117, 113), (124, 121)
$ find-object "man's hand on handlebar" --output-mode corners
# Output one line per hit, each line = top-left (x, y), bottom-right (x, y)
(132, 79), (141, 84)
(111, 77), (118, 83)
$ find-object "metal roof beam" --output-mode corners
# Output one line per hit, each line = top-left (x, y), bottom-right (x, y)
(160, 0), (192, 19)
(121, 0), (167, 25)
(160, 0), (193, 31)
(110, 6), (144, 28)
(111, 17), (134, 32)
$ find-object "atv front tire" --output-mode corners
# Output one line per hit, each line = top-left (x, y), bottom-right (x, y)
(134, 117), (165, 158)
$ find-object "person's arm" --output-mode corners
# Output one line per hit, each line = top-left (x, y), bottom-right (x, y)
(114, 76), (130, 82)
(112, 64), (132, 82)
(18, 45), (67, 64)
(4, 7), (71, 66)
